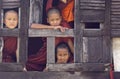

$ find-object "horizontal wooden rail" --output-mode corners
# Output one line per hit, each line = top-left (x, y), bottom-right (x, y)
(0, 28), (19, 37)
(29, 29), (74, 37)
(47, 63), (110, 72)
(0, 63), (24, 71)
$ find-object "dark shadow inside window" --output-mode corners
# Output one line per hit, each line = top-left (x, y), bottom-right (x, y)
(85, 22), (100, 29)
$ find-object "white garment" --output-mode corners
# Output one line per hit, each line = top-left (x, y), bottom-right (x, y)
(113, 38), (120, 71)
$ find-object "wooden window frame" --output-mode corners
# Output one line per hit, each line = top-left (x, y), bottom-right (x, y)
(0, 0), (29, 71)
(1, 0), (120, 79)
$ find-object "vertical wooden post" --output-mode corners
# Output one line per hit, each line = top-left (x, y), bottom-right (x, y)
(47, 37), (55, 64)
(74, 0), (83, 63)
(19, 0), (29, 64)
(0, 0), (3, 62)
(102, 0), (111, 63)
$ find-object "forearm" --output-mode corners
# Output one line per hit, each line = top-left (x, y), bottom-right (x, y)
(31, 23), (54, 29)
(68, 39), (74, 54)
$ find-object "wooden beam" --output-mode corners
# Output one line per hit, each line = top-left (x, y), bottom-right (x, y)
(83, 29), (102, 37)
(0, 71), (110, 79)
(2, 0), (20, 9)
(0, 0), (2, 29)
(74, 0), (82, 63)
(19, 0), (29, 63)
(111, 29), (120, 37)
(0, 29), (19, 37)
(0, 63), (23, 71)
(79, 10), (105, 22)
(102, 0), (111, 63)
(80, 0), (105, 10)
(47, 63), (107, 71)
(47, 37), (55, 64)
(0, 0), (3, 63)
(29, 29), (74, 37)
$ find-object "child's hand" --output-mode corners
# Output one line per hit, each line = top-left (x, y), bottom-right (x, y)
(53, 26), (65, 32)
(53, 26), (68, 32)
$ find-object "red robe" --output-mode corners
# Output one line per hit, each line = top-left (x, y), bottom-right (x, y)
(26, 38), (47, 71)
(2, 37), (17, 62)
(26, 22), (72, 71)
(46, 0), (74, 22)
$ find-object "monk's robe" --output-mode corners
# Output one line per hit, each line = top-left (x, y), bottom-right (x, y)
(26, 37), (47, 71)
(60, 0), (74, 22)
(2, 37), (17, 62)
(26, 21), (73, 71)
(46, 0), (74, 22)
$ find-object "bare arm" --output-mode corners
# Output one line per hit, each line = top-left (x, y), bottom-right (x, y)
(31, 23), (55, 29)
(68, 39), (74, 54)
(31, 23), (67, 32)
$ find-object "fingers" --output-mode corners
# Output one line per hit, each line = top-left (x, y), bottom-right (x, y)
(60, 27), (65, 32)
(53, 26), (69, 32)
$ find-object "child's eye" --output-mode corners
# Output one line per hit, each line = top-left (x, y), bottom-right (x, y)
(58, 54), (62, 56)
(13, 18), (17, 21)
(50, 19), (54, 21)
(56, 18), (59, 20)
(64, 54), (68, 56)
(8, 18), (11, 20)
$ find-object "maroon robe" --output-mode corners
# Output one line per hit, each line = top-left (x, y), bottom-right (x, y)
(26, 38), (47, 71)
(46, 0), (74, 28)
(2, 37), (17, 62)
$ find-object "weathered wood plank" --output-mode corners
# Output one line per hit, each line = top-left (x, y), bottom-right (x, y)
(102, 0), (111, 63)
(29, 29), (74, 37)
(29, 0), (43, 24)
(111, 14), (120, 18)
(80, 0), (105, 3)
(0, 29), (19, 37)
(47, 37), (55, 64)
(47, 63), (106, 71)
(2, 0), (20, 8)
(3, 0), (20, 2)
(0, 0), (2, 29)
(111, 25), (120, 29)
(111, 21), (120, 25)
(0, 71), (110, 79)
(87, 37), (103, 63)
(80, 0), (105, 10)
(79, 10), (105, 22)
(111, 29), (120, 37)
(111, 0), (120, 29)
(74, 0), (82, 63)
(114, 72), (120, 79)
(19, 0), (29, 63)
(0, 63), (23, 71)
(83, 29), (102, 37)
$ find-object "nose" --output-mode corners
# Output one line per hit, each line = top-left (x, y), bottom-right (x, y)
(54, 21), (57, 23)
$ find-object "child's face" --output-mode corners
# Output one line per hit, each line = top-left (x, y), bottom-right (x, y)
(57, 48), (70, 63)
(47, 13), (62, 26)
(4, 12), (18, 29)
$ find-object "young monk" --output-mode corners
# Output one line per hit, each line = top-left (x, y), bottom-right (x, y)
(44, 42), (73, 71)
(55, 42), (73, 63)
(2, 10), (18, 62)
(46, 0), (74, 28)
(26, 8), (74, 71)
(31, 8), (74, 54)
